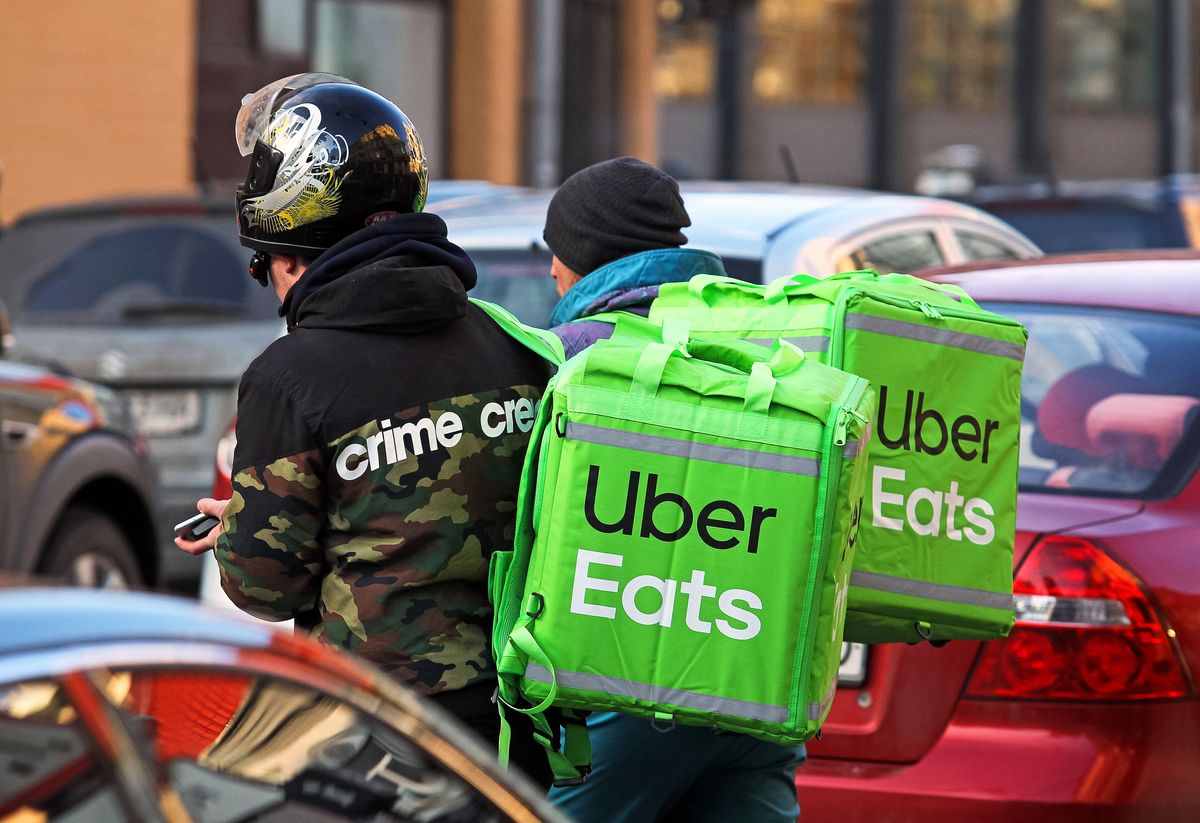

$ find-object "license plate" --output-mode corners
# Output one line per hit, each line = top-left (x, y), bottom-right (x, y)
(838, 642), (868, 687)
(126, 390), (202, 437)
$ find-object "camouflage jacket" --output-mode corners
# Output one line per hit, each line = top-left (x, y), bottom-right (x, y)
(215, 215), (552, 695)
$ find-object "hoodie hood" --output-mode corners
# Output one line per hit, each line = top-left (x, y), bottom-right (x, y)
(283, 211), (478, 333)
(550, 247), (725, 326)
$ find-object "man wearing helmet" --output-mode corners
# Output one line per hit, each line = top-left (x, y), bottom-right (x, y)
(176, 74), (552, 785)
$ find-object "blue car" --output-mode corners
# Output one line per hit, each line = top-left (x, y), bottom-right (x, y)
(971, 174), (1200, 254)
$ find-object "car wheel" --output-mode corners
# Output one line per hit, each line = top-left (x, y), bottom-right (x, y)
(39, 505), (144, 590)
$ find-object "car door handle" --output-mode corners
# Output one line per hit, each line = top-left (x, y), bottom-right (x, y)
(1, 420), (36, 448)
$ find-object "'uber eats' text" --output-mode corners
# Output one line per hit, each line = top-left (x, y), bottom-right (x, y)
(583, 465), (777, 553)
(871, 385), (1000, 545)
(570, 464), (775, 640)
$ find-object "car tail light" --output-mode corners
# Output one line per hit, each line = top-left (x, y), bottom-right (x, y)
(966, 535), (1191, 700)
(213, 416), (236, 500)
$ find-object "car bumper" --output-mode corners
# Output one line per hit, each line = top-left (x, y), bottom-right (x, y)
(795, 699), (1200, 822)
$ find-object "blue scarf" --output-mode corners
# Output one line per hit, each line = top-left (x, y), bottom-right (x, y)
(550, 248), (726, 326)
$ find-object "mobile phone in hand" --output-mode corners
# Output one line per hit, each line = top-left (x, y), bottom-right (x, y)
(174, 512), (221, 542)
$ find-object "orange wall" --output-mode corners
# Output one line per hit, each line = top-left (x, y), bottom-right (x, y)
(450, 0), (524, 183)
(0, 0), (197, 223)
(619, 0), (658, 163)
(449, 0), (658, 183)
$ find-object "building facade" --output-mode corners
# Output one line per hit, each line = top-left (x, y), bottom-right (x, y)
(656, 0), (1196, 189)
(0, 0), (1195, 223)
(0, 0), (197, 222)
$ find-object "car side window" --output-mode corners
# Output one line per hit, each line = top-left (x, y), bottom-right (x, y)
(468, 249), (558, 326)
(23, 227), (179, 318)
(0, 678), (133, 821)
(957, 231), (1021, 262)
(841, 230), (945, 274)
(721, 257), (764, 283)
(97, 668), (515, 823)
(21, 225), (272, 324)
(176, 232), (255, 304)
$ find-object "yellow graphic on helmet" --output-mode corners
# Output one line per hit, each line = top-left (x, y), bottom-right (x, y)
(404, 120), (429, 213)
(241, 103), (350, 234)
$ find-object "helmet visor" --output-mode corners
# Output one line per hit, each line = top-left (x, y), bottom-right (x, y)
(234, 72), (353, 156)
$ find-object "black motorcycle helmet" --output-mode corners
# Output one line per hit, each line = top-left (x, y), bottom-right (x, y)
(234, 73), (429, 264)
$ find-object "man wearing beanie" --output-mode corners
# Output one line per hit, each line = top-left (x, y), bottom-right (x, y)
(542, 157), (804, 822)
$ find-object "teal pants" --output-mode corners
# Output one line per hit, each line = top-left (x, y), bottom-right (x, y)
(548, 712), (804, 822)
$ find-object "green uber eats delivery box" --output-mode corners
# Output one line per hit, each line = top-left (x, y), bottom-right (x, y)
(649, 271), (1028, 645)
(489, 321), (874, 773)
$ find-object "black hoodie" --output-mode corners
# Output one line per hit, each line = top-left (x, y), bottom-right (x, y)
(214, 214), (552, 695)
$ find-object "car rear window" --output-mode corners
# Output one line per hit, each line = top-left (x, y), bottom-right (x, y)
(467, 250), (764, 328)
(985, 302), (1200, 498)
(0, 217), (279, 325)
(986, 206), (1179, 254)
(468, 248), (559, 326)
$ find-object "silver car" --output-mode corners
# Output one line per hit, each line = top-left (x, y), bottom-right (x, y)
(443, 181), (1043, 325)
(0, 195), (283, 589)
(0, 184), (518, 591)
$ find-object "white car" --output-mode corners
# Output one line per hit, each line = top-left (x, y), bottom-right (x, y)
(443, 181), (1042, 324)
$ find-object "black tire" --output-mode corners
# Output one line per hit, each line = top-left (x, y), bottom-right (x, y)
(38, 505), (144, 590)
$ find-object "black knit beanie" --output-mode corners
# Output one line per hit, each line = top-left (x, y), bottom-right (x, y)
(543, 157), (691, 275)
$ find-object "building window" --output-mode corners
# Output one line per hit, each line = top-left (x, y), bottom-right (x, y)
(1060, 0), (1156, 110)
(197, 0), (446, 182)
(312, 0), (445, 176)
(655, 2), (717, 100)
(910, 0), (1015, 110)
(751, 0), (865, 105)
(257, 0), (308, 57)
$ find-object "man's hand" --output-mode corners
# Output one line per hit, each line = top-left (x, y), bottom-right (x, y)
(174, 498), (230, 555)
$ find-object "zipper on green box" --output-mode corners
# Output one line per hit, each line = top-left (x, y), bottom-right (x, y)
(832, 404), (869, 447)
(529, 399), (557, 531)
(828, 289), (860, 369)
(788, 377), (867, 728)
(866, 291), (1026, 334)
(923, 300), (1026, 331)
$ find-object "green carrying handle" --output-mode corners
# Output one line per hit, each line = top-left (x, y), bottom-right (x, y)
(495, 620), (592, 785)
(590, 311), (692, 349)
(686, 273), (748, 302)
(597, 311), (661, 341)
(499, 623), (560, 715)
(739, 341), (809, 412)
(677, 270), (983, 315)
(631, 342), (687, 396)
(762, 272), (823, 304)
(824, 269), (885, 283)
(744, 361), (776, 413)
(767, 338), (806, 371)
(924, 280), (982, 309)
(683, 272), (825, 306)
(685, 339), (765, 374)
(630, 334), (806, 411)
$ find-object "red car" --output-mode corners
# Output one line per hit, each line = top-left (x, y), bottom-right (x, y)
(796, 252), (1200, 821)
(204, 252), (1198, 818)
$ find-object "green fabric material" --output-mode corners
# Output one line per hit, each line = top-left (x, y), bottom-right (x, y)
(491, 322), (873, 748)
(650, 269), (1028, 644)
(471, 297), (566, 365)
